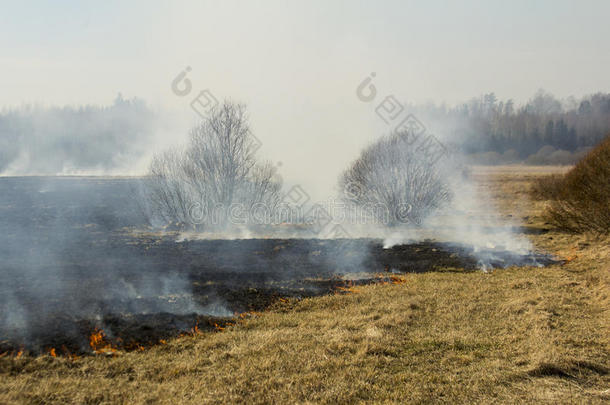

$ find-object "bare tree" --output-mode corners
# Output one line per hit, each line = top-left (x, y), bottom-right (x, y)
(145, 102), (281, 230)
(339, 131), (451, 226)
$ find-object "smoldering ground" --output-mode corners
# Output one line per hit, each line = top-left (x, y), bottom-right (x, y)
(0, 174), (558, 354)
(0, 177), (234, 353)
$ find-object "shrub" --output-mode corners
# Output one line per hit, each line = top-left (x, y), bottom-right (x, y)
(144, 102), (281, 230)
(524, 145), (580, 165)
(339, 131), (451, 226)
(536, 135), (610, 233)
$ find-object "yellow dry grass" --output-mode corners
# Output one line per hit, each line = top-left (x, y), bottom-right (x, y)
(1, 166), (608, 404)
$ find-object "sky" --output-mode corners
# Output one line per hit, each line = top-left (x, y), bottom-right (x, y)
(1, 0), (609, 197)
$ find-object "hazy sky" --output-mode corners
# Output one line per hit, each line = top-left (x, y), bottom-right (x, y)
(2, 0), (609, 196)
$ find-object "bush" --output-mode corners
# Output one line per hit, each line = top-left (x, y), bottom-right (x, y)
(524, 145), (580, 165)
(536, 135), (610, 233)
(145, 102), (282, 230)
(339, 131), (451, 226)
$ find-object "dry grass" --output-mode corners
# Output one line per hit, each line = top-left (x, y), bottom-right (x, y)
(1, 167), (609, 404)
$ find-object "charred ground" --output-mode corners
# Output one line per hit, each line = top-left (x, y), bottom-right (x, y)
(0, 177), (555, 355)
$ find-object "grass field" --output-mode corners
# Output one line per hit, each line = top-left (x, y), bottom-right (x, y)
(1, 166), (608, 404)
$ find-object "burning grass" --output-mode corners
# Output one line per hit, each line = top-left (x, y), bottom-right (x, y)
(0, 167), (608, 403)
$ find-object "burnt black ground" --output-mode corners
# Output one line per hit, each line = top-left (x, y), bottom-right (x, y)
(0, 177), (557, 355)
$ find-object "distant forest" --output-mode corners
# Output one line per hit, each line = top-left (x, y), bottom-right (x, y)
(1, 90), (609, 174)
(411, 90), (610, 165)
(0, 94), (155, 174)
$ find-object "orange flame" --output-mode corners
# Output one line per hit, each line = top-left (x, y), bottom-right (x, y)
(190, 323), (201, 335)
(236, 311), (261, 319)
(336, 280), (361, 294)
(90, 330), (104, 349)
(375, 274), (406, 286)
(48, 348), (57, 357)
(89, 329), (118, 355)
(389, 275), (406, 285)
(61, 345), (79, 360)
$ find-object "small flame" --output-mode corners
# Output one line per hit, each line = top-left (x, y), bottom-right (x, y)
(190, 323), (201, 335)
(61, 345), (79, 360)
(236, 311), (261, 319)
(336, 280), (361, 294)
(375, 274), (407, 286)
(48, 348), (57, 357)
(89, 329), (103, 348)
(389, 275), (406, 284)
(89, 329), (118, 355)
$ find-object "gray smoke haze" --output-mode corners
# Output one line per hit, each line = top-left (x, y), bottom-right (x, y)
(0, 95), (160, 175)
(0, 90), (563, 265)
(0, 177), (232, 351)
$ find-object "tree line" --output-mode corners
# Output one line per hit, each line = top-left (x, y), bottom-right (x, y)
(409, 90), (610, 163)
(0, 94), (155, 174)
